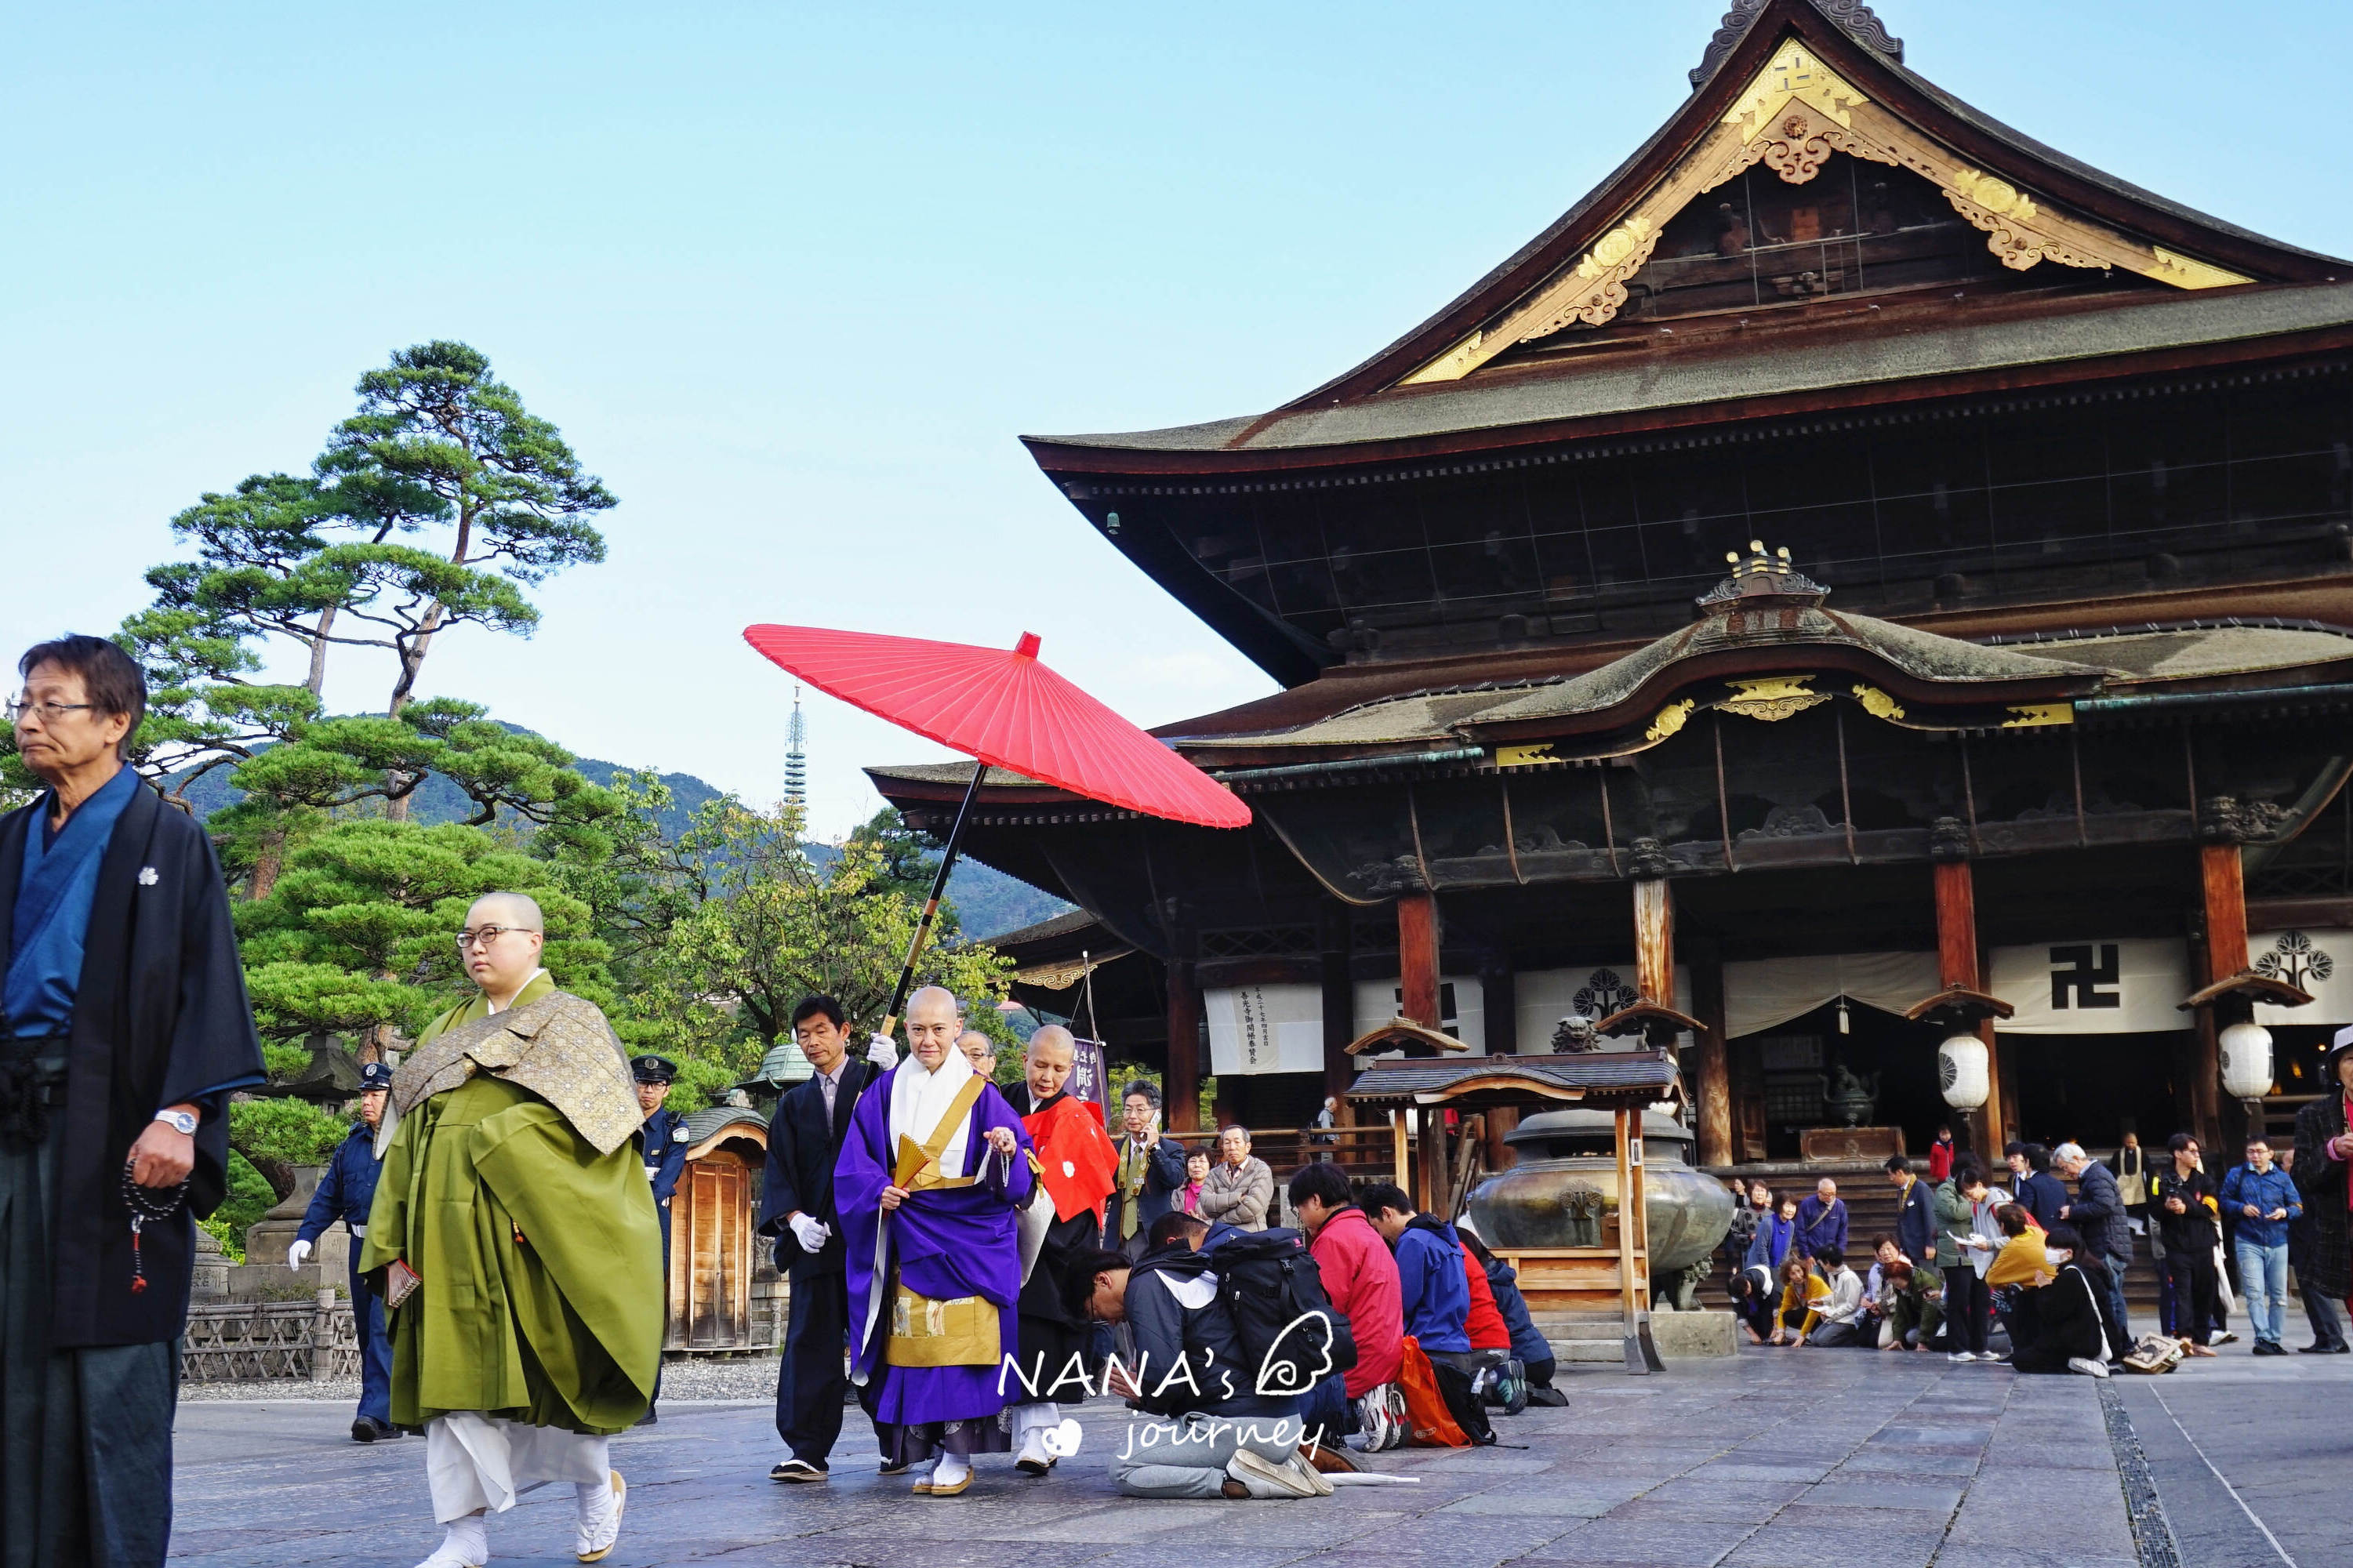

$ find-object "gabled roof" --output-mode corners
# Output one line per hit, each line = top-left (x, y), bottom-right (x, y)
(1025, 0), (2346, 475)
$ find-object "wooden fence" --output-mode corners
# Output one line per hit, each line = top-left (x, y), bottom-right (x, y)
(181, 1292), (361, 1383)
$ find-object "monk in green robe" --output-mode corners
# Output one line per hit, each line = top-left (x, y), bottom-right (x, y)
(361, 891), (662, 1568)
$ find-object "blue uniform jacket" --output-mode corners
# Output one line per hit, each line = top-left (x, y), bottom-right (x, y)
(2219, 1163), (2303, 1250)
(641, 1107), (690, 1210)
(296, 1123), (382, 1248)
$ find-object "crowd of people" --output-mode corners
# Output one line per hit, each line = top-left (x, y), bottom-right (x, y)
(757, 988), (1570, 1512)
(9, 633), (2353, 1567)
(1718, 1096), (2353, 1377)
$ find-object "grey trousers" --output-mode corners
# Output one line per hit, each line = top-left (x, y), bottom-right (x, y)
(1112, 1411), (1303, 1499)
(1, 1066), (180, 1568)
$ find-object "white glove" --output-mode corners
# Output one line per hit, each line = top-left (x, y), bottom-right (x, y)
(789, 1213), (832, 1253)
(286, 1239), (313, 1269)
(867, 1032), (899, 1069)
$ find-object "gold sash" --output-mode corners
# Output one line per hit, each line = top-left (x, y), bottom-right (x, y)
(885, 1287), (1001, 1367)
(891, 1073), (989, 1192)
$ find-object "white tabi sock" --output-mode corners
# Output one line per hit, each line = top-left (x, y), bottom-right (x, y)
(416, 1510), (488, 1567)
(931, 1454), (972, 1487)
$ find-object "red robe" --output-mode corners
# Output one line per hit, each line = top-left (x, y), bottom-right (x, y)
(1022, 1094), (1117, 1225)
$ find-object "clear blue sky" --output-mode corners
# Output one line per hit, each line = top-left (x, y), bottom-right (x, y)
(8, 2), (2348, 840)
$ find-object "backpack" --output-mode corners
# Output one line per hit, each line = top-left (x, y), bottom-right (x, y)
(1396, 1336), (1496, 1446)
(1204, 1229), (1358, 1399)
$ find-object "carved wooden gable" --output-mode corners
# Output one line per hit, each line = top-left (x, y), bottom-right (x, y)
(1401, 34), (2252, 387)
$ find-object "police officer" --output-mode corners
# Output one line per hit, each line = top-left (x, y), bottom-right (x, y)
(634, 1054), (689, 1424)
(288, 1062), (398, 1442)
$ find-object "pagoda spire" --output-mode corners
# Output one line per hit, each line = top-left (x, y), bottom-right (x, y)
(784, 684), (808, 813)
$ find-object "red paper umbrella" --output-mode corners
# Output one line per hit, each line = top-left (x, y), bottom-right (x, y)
(743, 623), (1249, 1028)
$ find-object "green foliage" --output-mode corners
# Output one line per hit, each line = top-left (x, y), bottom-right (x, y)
(209, 1150), (278, 1256)
(118, 339), (615, 813)
(316, 340), (615, 713)
(228, 1098), (354, 1171)
(235, 819), (611, 1042)
(577, 791), (1011, 1098)
(846, 807), (942, 900)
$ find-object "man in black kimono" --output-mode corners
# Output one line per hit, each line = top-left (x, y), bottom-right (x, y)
(0, 635), (265, 1568)
(757, 993), (888, 1483)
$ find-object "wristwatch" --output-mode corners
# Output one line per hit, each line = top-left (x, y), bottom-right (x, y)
(153, 1109), (199, 1136)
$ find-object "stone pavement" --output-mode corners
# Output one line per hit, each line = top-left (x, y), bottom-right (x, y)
(165, 1345), (2350, 1568)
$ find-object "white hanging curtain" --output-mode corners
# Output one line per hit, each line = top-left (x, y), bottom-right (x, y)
(1723, 951), (1941, 1040)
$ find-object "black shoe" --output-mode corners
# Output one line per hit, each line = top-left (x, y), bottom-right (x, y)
(2251, 1341), (2286, 1356)
(351, 1417), (400, 1443)
(634, 1408), (659, 1427)
(878, 1460), (910, 1476)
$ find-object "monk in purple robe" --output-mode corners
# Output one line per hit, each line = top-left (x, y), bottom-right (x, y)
(837, 986), (1035, 1497)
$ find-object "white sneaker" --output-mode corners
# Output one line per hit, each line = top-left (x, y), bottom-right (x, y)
(575, 1470), (623, 1563)
(1280, 1452), (1334, 1497)
(1948, 1351), (1977, 1363)
(2209, 1329), (2234, 1346)
(2066, 1356), (2112, 1379)
(1227, 1449), (1319, 1498)
(1987, 1350), (2011, 1363)
(416, 1515), (489, 1568)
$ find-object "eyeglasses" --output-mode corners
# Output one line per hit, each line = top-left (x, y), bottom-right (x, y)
(7, 695), (98, 724)
(456, 925), (534, 949)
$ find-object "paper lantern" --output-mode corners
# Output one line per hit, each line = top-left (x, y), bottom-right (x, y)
(2219, 1021), (2275, 1102)
(1938, 1033), (1990, 1111)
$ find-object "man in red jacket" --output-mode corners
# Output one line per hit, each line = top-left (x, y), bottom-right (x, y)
(1287, 1164), (1403, 1447)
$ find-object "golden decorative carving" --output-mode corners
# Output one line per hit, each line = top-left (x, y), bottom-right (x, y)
(1494, 742), (1567, 768)
(1396, 40), (2251, 388)
(1850, 684), (1906, 722)
(1999, 703), (2075, 728)
(1643, 699), (1696, 743)
(1716, 677), (1828, 722)
(1948, 167), (2031, 218)
(1721, 42), (1869, 141)
(2151, 247), (2246, 289)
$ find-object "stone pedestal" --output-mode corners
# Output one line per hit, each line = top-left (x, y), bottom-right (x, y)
(238, 1164), (347, 1295)
(1800, 1125), (1905, 1165)
(190, 1221), (231, 1302)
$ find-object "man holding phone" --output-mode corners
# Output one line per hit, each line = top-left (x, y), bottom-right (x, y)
(2220, 1138), (2301, 1356)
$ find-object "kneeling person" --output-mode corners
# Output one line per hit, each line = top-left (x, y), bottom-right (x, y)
(1080, 1214), (1331, 1501)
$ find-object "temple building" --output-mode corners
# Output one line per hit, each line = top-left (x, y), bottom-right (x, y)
(869, 0), (2353, 1181)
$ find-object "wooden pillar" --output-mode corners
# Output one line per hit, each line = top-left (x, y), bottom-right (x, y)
(2199, 840), (2250, 982)
(1688, 928), (1732, 1169)
(1164, 956), (1202, 1134)
(1613, 1106), (1661, 1373)
(1477, 953), (1519, 1170)
(1390, 1109), (1411, 1189)
(1397, 891), (1441, 1029)
(1933, 856), (2005, 1156)
(1319, 902), (1355, 1125)
(1632, 878), (1673, 1007)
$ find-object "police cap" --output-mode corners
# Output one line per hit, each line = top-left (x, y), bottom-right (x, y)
(630, 1054), (679, 1085)
(358, 1062), (394, 1092)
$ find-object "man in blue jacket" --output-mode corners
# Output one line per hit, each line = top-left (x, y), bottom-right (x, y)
(1358, 1183), (1471, 1356)
(2220, 1137), (2304, 1356)
(633, 1053), (691, 1424)
(289, 1062), (397, 1442)
(1794, 1178), (1848, 1262)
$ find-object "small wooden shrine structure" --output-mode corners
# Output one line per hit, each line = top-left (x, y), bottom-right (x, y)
(1349, 1047), (1680, 1373)
(664, 1107), (770, 1353)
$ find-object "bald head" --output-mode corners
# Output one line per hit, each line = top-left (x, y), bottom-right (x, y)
(461, 891), (546, 1007)
(1026, 1025), (1075, 1102)
(957, 1029), (996, 1073)
(467, 891), (544, 931)
(905, 986), (960, 1070)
